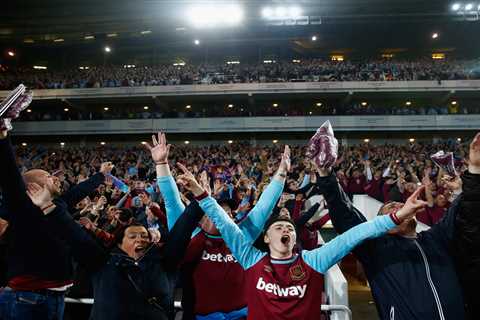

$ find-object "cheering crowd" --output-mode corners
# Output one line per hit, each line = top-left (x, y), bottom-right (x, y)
(0, 118), (478, 319)
(1, 58), (480, 90)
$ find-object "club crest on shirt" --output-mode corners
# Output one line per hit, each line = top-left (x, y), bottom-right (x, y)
(289, 265), (306, 281)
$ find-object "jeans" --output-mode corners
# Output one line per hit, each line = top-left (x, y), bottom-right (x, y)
(0, 287), (65, 320)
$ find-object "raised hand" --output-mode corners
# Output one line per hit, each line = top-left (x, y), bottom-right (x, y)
(278, 145), (291, 173)
(396, 186), (428, 221)
(199, 171), (212, 195)
(100, 162), (114, 175)
(469, 133), (480, 174)
(26, 182), (54, 211)
(145, 132), (171, 165)
(79, 217), (95, 231)
(176, 163), (205, 196)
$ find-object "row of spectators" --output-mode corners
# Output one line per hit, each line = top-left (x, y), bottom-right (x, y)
(11, 139), (465, 229)
(18, 102), (479, 121)
(1, 58), (480, 90)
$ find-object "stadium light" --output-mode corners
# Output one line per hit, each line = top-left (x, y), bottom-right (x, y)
(7, 51), (15, 57)
(262, 7), (274, 18)
(262, 6), (304, 20)
(186, 4), (244, 28)
(311, 35), (317, 41)
(104, 46), (111, 53)
(465, 3), (474, 10)
(432, 33), (439, 39)
(452, 3), (461, 11)
(194, 39), (200, 45)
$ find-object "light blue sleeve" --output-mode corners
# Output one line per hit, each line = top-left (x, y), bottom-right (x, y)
(300, 174), (310, 189)
(156, 175), (186, 231)
(302, 215), (396, 274)
(238, 179), (284, 243)
(199, 196), (266, 270)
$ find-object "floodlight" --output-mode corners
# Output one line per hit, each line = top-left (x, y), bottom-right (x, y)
(465, 3), (474, 10)
(290, 6), (302, 18)
(104, 46), (111, 53)
(194, 39), (200, 45)
(432, 33), (439, 39)
(262, 7), (273, 18)
(452, 3), (461, 11)
(186, 4), (243, 28)
(275, 7), (287, 18)
(311, 35), (317, 41)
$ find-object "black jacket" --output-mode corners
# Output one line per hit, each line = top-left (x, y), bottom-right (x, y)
(0, 137), (105, 283)
(44, 200), (204, 320)
(453, 171), (480, 319)
(317, 173), (465, 320)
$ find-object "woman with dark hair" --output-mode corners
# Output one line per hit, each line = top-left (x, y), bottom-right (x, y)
(25, 181), (205, 320)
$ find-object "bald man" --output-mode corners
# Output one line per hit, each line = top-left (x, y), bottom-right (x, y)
(0, 129), (113, 320)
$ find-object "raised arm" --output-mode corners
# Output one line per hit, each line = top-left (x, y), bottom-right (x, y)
(61, 162), (112, 211)
(176, 164), (265, 269)
(315, 168), (367, 234)
(236, 145), (289, 242)
(303, 187), (427, 273)
(0, 134), (32, 218)
(162, 201), (206, 269)
(26, 183), (108, 272)
(146, 132), (186, 230)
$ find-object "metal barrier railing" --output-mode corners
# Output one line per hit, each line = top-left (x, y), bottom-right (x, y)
(321, 304), (353, 320)
(65, 298), (352, 319)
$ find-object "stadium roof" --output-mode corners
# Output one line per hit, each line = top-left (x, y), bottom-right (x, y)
(1, 0), (479, 64)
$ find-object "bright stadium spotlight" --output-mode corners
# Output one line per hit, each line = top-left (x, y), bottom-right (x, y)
(104, 46), (111, 53)
(262, 7), (274, 18)
(275, 7), (287, 18)
(452, 3), (461, 11)
(194, 39), (200, 45)
(465, 3), (474, 10)
(290, 6), (303, 19)
(311, 35), (317, 41)
(186, 4), (244, 28)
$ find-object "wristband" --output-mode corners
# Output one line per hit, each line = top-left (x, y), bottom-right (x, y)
(194, 191), (209, 201)
(389, 212), (401, 225)
(156, 161), (168, 165)
(41, 203), (55, 212)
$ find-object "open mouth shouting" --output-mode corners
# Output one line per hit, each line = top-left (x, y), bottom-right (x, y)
(281, 235), (291, 245)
